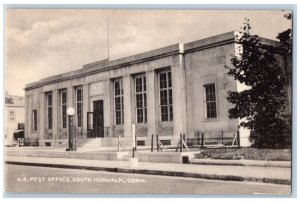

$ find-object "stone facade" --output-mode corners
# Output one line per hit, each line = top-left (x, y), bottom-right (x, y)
(25, 31), (285, 147)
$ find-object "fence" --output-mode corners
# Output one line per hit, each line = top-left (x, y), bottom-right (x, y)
(188, 130), (240, 148)
(133, 131), (241, 152)
(48, 126), (241, 151)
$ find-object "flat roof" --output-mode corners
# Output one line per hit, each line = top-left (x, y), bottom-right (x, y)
(25, 31), (276, 90)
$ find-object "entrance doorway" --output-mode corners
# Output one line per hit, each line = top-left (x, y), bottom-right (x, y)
(87, 100), (104, 138)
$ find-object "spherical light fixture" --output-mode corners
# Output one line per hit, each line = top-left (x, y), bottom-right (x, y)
(67, 107), (75, 116)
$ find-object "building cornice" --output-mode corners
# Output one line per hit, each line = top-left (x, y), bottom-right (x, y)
(25, 31), (238, 91)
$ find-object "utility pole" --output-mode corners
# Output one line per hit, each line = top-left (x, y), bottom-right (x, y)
(106, 17), (110, 61)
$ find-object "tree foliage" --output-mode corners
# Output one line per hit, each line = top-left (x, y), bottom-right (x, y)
(225, 18), (291, 148)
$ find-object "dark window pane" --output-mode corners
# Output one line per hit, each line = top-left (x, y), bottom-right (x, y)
(168, 89), (172, 104)
(169, 105), (173, 121)
(77, 89), (82, 101)
(63, 117), (67, 128)
(115, 79), (124, 125)
(78, 115), (82, 127)
(205, 84), (216, 102)
(48, 107), (52, 129)
(62, 104), (67, 128)
(160, 90), (168, 105)
(115, 81), (120, 95)
(115, 97), (121, 110)
(32, 110), (38, 131)
(77, 103), (82, 114)
(136, 94), (142, 108)
(205, 83), (217, 119)
(144, 94), (147, 107)
(159, 73), (167, 89)
(168, 71), (172, 87)
(137, 109), (143, 123)
(136, 77), (142, 92)
(116, 111), (121, 125)
(48, 94), (52, 106)
(161, 106), (168, 121)
(135, 75), (147, 124)
(208, 102), (217, 118)
(62, 91), (67, 103)
(159, 70), (172, 122)
(143, 76), (147, 91)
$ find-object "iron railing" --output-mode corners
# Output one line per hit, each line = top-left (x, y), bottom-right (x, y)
(188, 130), (239, 147)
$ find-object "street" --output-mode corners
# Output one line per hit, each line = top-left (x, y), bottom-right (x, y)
(5, 164), (290, 195)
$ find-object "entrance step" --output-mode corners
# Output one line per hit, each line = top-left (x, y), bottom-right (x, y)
(79, 138), (102, 149)
(77, 137), (133, 151)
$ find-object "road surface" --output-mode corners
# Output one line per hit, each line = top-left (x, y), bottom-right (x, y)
(5, 164), (290, 195)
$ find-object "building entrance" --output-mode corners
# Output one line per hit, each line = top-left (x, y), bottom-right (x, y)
(87, 100), (104, 138)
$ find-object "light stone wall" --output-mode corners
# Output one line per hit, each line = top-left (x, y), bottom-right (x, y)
(185, 42), (239, 138)
(24, 32), (246, 147)
(25, 53), (186, 146)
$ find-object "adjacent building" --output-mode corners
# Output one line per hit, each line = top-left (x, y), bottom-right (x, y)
(5, 93), (25, 146)
(24, 31), (287, 148)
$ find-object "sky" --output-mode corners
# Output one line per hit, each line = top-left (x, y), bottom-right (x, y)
(5, 9), (292, 96)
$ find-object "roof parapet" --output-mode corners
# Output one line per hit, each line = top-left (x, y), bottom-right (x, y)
(25, 31), (258, 91)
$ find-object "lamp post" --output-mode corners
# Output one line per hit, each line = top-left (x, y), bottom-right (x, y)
(66, 107), (75, 151)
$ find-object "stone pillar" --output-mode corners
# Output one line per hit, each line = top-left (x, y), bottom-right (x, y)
(82, 84), (89, 135)
(39, 91), (45, 141)
(67, 86), (74, 140)
(25, 94), (29, 138)
(67, 87), (75, 114)
(109, 80), (115, 137)
(103, 80), (111, 136)
(171, 55), (187, 139)
(123, 75), (132, 137)
(52, 90), (58, 145)
(146, 70), (156, 138)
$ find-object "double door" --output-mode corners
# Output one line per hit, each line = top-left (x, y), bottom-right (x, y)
(87, 100), (104, 138)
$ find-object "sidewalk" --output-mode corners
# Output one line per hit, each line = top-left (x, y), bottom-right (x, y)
(5, 155), (291, 185)
(190, 158), (291, 168)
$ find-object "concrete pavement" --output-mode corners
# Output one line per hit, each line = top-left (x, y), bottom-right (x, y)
(190, 158), (291, 168)
(5, 155), (291, 185)
(5, 164), (291, 194)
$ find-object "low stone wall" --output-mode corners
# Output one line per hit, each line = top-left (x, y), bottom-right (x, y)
(6, 149), (129, 161)
(136, 151), (195, 164)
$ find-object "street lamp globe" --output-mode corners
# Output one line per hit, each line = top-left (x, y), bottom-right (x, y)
(67, 107), (75, 116)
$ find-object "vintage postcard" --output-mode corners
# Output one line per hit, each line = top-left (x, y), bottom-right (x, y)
(4, 8), (293, 196)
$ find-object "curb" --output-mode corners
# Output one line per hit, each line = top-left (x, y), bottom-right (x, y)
(190, 159), (291, 168)
(5, 161), (290, 185)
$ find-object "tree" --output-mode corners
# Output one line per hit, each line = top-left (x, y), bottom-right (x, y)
(276, 12), (292, 145)
(225, 18), (290, 148)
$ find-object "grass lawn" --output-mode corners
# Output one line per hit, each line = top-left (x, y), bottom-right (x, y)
(194, 148), (291, 161)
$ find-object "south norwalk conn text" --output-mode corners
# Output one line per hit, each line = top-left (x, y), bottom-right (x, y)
(17, 176), (147, 183)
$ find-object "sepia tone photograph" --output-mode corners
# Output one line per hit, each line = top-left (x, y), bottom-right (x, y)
(4, 8), (292, 196)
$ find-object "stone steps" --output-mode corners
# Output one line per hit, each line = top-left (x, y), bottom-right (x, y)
(78, 137), (131, 151)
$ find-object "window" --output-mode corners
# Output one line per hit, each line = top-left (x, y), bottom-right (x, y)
(32, 110), (37, 131)
(46, 93), (52, 129)
(135, 75), (147, 124)
(61, 90), (67, 129)
(114, 79), (124, 125)
(159, 70), (173, 122)
(18, 123), (25, 130)
(8, 111), (15, 121)
(204, 83), (217, 119)
(76, 87), (83, 128)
